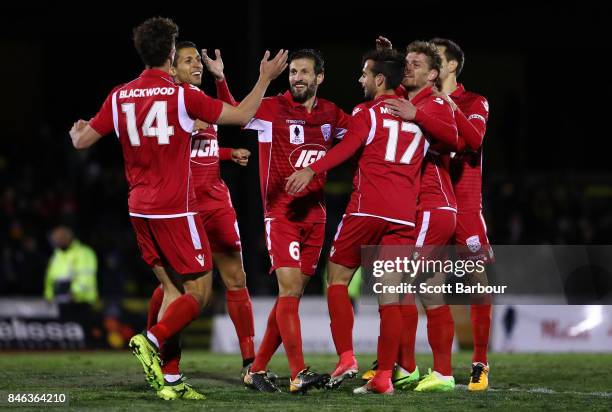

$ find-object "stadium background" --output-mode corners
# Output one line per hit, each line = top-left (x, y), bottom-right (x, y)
(1, 4), (610, 347)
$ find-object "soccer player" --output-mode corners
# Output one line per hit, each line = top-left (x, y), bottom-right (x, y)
(385, 40), (459, 392)
(69, 17), (288, 399)
(143, 41), (255, 399)
(286, 48), (434, 394)
(359, 38), (459, 392)
(241, 49), (350, 394)
(430, 37), (493, 391)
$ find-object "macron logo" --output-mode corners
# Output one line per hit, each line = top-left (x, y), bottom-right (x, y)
(195, 254), (205, 267)
(433, 97), (444, 105)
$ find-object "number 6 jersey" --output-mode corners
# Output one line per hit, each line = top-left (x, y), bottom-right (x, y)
(244, 91), (350, 223)
(89, 69), (224, 217)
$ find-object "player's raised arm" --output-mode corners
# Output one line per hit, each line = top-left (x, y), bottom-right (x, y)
(216, 49), (288, 126)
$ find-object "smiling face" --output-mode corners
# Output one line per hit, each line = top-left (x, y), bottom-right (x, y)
(171, 47), (204, 85)
(289, 57), (322, 103)
(403, 52), (434, 91)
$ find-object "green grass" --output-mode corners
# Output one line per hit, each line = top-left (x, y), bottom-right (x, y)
(1, 351), (611, 411)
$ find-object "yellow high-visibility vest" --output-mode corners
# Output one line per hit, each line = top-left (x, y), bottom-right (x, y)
(44, 240), (98, 304)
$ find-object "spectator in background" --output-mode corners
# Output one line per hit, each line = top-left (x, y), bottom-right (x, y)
(44, 225), (98, 306)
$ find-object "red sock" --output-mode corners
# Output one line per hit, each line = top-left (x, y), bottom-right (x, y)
(149, 294), (201, 347)
(146, 286), (164, 330)
(226, 288), (255, 363)
(251, 299), (281, 372)
(471, 304), (491, 364)
(161, 333), (181, 375)
(426, 305), (454, 376)
(276, 296), (305, 379)
(327, 284), (354, 357)
(378, 304), (402, 372)
(398, 303), (418, 372)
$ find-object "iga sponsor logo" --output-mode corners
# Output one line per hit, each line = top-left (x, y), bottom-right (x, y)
(191, 138), (219, 158)
(289, 144), (326, 170)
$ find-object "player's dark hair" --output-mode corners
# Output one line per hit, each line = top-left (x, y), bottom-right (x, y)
(361, 48), (405, 90)
(173, 41), (198, 67)
(429, 37), (465, 77)
(289, 49), (325, 75)
(406, 40), (442, 89)
(133, 17), (179, 68)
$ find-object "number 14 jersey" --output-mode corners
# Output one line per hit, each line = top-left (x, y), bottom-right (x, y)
(89, 69), (223, 217)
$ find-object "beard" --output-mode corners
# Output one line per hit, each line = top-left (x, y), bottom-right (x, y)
(363, 86), (376, 100)
(290, 81), (317, 103)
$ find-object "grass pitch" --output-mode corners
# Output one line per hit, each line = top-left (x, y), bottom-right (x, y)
(1, 351), (611, 411)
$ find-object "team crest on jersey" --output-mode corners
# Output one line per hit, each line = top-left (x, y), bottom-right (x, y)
(321, 124), (332, 141)
(466, 235), (481, 253)
(289, 124), (305, 145)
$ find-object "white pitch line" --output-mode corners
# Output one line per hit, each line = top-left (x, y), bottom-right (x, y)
(455, 384), (612, 398)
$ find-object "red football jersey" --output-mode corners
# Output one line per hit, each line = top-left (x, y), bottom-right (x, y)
(404, 86), (458, 211)
(449, 83), (489, 213)
(310, 94), (429, 226)
(244, 91), (350, 222)
(190, 79), (237, 211)
(89, 69), (223, 217)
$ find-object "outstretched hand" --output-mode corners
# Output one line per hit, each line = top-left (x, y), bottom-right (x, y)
(285, 167), (315, 195)
(202, 48), (225, 81)
(260, 49), (289, 82)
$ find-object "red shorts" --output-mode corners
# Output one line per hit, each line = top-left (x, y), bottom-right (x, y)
(264, 217), (325, 276)
(454, 211), (494, 262)
(414, 208), (456, 260)
(199, 207), (242, 253)
(415, 209), (457, 247)
(130, 215), (213, 274)
(329, 214), (416, 269)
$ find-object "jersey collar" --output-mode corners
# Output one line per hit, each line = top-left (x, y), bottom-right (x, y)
(450, 83), (465, 98)
(410, 85), (434, 105)
(140, 68), (175, 82)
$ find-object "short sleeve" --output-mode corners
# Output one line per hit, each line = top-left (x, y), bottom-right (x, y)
(89, 90), (117, 136)
(183, 84), (224, 124)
